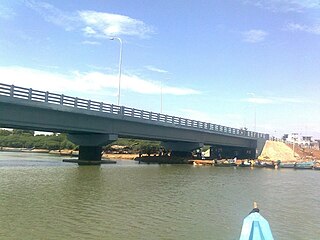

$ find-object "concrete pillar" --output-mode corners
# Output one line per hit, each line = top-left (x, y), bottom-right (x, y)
(78, 146), (102, 164)
(64, 133), (118, 165)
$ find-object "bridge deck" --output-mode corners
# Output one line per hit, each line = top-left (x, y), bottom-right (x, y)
(0, 83), (268, 142)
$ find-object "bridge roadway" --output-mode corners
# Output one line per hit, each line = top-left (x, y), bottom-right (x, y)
(0, 83), (268, 165)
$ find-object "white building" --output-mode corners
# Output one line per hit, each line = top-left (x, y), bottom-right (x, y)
(285, 133), (313, 148)
(286, 133), (299, 143)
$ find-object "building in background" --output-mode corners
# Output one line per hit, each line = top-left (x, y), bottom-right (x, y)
(284, 133), (318, 149)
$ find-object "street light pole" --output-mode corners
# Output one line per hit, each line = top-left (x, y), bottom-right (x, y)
(160, 78), (169, 114)
(160, 79), (163, 113)
(109, 37), (123, 106)
(248, 92), (256, 132)
(254, 102), (256, 132)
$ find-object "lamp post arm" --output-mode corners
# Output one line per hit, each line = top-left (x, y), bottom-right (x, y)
(110, 37), (123, 106)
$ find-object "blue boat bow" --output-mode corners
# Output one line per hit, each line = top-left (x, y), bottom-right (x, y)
(239, 203), (274, 240)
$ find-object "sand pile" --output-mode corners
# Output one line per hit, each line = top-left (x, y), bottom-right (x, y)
(258, 140), (299, 162)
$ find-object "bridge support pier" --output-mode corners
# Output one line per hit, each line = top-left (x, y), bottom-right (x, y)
(79, 146), (101, 161)
(64, 133), (118, 165)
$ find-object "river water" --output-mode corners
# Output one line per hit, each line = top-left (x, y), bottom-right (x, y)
(0, 152), (319, 240)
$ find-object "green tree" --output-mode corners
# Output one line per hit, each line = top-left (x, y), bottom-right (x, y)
(0, 129), (11, 136)
(12, 129), (34, 136)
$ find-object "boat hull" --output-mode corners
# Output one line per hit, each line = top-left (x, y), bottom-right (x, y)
(295, 162), (314, 169)
(215, 163), (237, 167)
(253, 164), (266, 168)
(279, 163), (296, 168)
(239, 212), (274, 240)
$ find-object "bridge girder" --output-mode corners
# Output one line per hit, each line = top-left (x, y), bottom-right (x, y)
(0, 95), (267, 163)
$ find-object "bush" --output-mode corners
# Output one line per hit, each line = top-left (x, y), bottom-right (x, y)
(0, 130), (76, 150)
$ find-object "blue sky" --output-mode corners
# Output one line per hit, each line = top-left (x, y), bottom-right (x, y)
(1, 0), (320, 138)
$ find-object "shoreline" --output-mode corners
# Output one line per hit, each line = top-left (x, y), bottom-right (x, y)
(0, 147), (79, 156)
(0, 147), (139, 160)
(1, 146), (319, 163)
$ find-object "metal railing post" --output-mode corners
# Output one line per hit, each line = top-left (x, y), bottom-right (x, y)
(60, 94), (64, 105)
(45, 91), (49, 102)
(10, 85), (14, 97)
(28, 88), (32, 100)
(120, 106), (124, 115)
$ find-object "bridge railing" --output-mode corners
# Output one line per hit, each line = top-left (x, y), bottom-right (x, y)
(0, 83), (268, 139)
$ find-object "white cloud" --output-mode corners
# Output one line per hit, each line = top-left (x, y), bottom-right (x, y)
(244, 0), (320, 12)
(81, 40), (101, 45)
(177, 108), (243, 129)
(274, 97), (305, 103)
(0, 66), (75, 92)
(245, 97), (274, 104)
(82, 26), (97, 35)
(286, 22), (320, 35)
(117, 74), (199, 95)
(145, 65), (168, 74)
(0, 66), (199, 97)
(25, 1), (154, 38)
(0, 5), (16, 20)
(178, 109), (216, 123)
(243, 96), (308, 105)
(78, 11), (154, 38)
(242, 29), (268, 43)
(163, 85), (200, 95)
(25, 0), (78, 31)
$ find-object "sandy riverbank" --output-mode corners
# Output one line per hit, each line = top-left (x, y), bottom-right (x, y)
(0, 147), (79, 156)
(258, 140), (320, 162)
(0, 147), (50, 153)
(0, 147), (140, 160)
(102, 153), (138, 160)
(2, 141), (320, 163)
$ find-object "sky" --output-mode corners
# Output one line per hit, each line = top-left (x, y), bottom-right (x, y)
(1, 0), (320, 138)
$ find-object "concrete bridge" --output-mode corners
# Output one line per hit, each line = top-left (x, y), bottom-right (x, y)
(0, 83), (269, 165)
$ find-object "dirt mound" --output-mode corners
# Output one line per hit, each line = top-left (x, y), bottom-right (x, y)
(258, 141), (298, 162)
(287, 144), (320, 161)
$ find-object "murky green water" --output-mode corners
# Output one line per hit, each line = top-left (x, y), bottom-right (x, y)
(0, 152), (319, 239)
